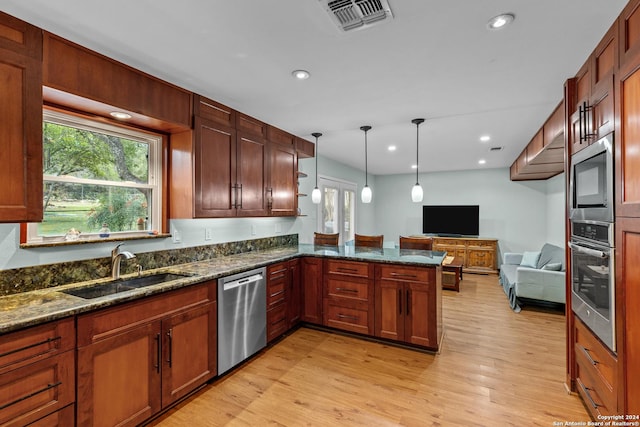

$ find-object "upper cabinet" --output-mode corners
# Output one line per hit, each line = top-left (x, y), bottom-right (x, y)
(170, 96), (306, 218)
(569, 23), (617, 155)
(510, 101), (565, 181)
(42, 33), (192, 133)
(0, 12), (43, 223)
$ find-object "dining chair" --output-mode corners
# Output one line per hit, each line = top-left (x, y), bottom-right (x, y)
(354, 233), (384, 248)
(399, 236), (433, 250)
(314, 232), (339, 246)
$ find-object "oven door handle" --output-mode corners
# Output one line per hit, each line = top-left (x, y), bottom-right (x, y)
(568, 241), (609, 258)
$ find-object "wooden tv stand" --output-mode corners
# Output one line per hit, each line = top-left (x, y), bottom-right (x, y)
(431, 236), (498, 274)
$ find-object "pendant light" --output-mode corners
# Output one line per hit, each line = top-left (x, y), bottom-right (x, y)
(360, 125), (372, 203)
(311, 132), (322, 204)
(411, 118), (425, 203)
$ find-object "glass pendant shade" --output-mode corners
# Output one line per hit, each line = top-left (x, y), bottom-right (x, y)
(361, 185), (372, 203)
(311, 132), (322, 204)
(411, 183), (423, 203)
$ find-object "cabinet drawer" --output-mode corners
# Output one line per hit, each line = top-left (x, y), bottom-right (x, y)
(468, 240), (496, 248)
(27, 404), (74, 427)
(326, 278), (370, 301)
(325, 260), (370, 278)
(377, 265), (432, 283)
(434, 239), (462, 246)
(0, 318), (75, 375)
(576, 359), (616, 417)
(77, 281), (215, 346)
(267, 304), (287, 342)
(574, 319), (617, 411)
(467, 251), (494, 268)
(324, 302), (369, 335)
(0, 351), (75, 427)
(267, 279), (286, 308)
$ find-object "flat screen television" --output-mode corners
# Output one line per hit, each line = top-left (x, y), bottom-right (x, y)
(422, 205), (479, 236)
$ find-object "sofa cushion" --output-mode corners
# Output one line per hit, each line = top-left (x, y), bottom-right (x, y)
(536, 243), (565, 270)
(542, 262), (562, 271)
(520, 251), (541, 268)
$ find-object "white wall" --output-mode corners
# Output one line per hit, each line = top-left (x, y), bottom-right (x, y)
(545, 173), (567, 247)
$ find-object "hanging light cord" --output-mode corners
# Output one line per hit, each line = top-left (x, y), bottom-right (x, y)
(360, 125), (371, 186)
(312, 132), (322, 188)
(412, 118), (425, 184)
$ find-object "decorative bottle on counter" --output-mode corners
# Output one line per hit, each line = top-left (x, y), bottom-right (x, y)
(99, 223), (110, 238)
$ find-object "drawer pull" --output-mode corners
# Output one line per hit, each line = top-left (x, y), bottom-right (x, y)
(578, 381), (602, 410)
(335, 287), (358, 293)
(580, 345), (599, 366)
(270, 268), (287, 277)
(390, 273), (418, 279)
(0, 381), (62, 410)
(270, 289), (285, 298)
(398, 289), (402, 315)
(336, 267), (359, 273)
(155, 333), (161, 374)
(0, 336), (62, 359)
(166, 329), (173, 368)
(337, 314), (358, 321)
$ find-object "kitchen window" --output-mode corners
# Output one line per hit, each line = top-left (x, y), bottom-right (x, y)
(25, 110), (163, 243)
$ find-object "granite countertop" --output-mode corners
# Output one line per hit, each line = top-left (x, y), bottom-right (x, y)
(0, 244), (444, 334)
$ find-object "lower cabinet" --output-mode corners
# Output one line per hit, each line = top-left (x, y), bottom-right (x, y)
(301, 257), (323, 325)
(574, 316), (618, 417)
(76, 281), (216, 427)
(432, 237), (498, 274)
(267, 262), (289, 342)
(287, 258), (302, 329)
(0, 318), (75, 427)
(375, 264), (441, 349)
(323, 259), (374, 335)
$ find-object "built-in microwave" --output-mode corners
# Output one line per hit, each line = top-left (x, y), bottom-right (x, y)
(569, 133), (614, 223)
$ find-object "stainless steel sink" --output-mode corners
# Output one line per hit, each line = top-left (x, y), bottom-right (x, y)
(61, 273), (189, 299)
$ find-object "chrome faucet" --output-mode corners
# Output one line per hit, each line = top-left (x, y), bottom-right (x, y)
(111, 243), (136, 280)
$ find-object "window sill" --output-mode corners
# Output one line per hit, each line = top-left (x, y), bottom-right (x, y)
(21, 233), (172, 249)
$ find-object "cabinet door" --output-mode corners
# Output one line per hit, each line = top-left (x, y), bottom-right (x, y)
(161, 302), (216, 407)
(616, 217), (640, 414)
(0, 13), (43, 222)
(269, 142), (297, 216)
(194, 117), (237, 218)
(301, 257), (323, 324)
(616, 58), (640, 217)
(404, 283), (435, 348)
(375, 280), (403, 342)
(591, 74), (614, 140)
(287, 259), (302, 328)
(77, 321), (162, 427)
(236, 131), (268, 217)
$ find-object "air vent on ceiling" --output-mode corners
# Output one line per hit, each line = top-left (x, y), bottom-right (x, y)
(321, 0), (394, 32)
(489, 146), (504, 152)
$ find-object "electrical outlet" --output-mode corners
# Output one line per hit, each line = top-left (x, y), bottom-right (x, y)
(275, 223), (282, 233)
(205, 228), (212, 240)
(251, 224), (257, 236)
(172, 229), (181, 243)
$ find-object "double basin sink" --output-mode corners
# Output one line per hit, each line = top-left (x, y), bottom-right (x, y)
(62, 273), (189, 299)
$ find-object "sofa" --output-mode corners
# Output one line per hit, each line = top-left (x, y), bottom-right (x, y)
(499, 243), (566, 312)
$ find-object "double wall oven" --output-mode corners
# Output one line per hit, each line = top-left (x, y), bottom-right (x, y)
(569, 133), (616, 352)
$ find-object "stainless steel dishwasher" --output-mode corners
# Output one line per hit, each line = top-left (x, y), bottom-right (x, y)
(217, 267), (267, 374)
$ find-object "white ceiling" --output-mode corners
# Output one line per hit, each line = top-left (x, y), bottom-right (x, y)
(1, 0), (629, 175)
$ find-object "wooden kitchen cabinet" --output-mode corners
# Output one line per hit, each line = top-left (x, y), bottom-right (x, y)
(268, 126), (298, 216)
(323, 259), (374, 335)
(76, 281), (216, 426)
(0, 318), (75, 427)
(375, 264), (441, 349)
(0, 12), (43, 223)
(287, 258), (302, 329)
(267, 262), (289, 342)
(432, 237), (497, 274)
(301, 257), (323, 325)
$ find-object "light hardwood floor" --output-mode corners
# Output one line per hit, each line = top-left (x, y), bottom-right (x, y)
(147, 274), (589, 426)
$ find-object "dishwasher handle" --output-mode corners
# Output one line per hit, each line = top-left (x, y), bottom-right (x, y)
(222, 273), (264, 291)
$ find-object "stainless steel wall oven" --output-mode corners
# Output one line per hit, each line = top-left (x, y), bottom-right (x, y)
(569, 220), (615, 352)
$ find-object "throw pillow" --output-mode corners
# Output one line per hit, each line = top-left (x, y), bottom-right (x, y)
(542, 262), (562, 271)
(520, 251), (541, 268)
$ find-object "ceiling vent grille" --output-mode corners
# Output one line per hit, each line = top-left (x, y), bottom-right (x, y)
(321, 0), (393, 32)
(489, 146), (504, 151)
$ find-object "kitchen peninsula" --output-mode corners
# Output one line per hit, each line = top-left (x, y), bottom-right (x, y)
(0, 239), (444, 426)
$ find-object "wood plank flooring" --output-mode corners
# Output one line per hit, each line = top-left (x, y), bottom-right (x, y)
(147, 274), (589, 426)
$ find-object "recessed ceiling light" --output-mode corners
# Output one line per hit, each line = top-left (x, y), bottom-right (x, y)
(292, 69), (310, 80)
(480, 135), (491, 142)
(388, 145), (397, 152)
(487, 13), (515, 30)
(110, 111), (132, 120)
(478, 159), (487, 165)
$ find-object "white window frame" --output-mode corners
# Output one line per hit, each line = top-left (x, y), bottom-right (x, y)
(27, 109), (163, 243)
(316, 175), (357, 245)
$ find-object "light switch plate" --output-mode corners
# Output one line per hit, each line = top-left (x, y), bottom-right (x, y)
(172, 229), (181, 243)
(205, 228), (212, 240)
(251, 225), (256, 235)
